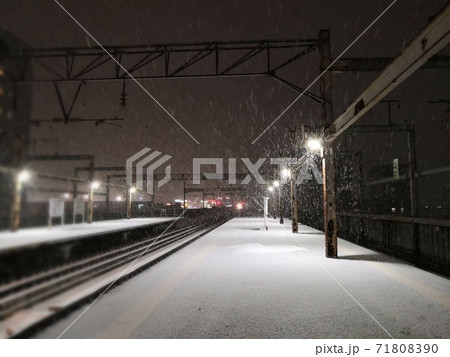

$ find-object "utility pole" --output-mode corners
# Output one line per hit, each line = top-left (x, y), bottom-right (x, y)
(320, 29), (338, 258)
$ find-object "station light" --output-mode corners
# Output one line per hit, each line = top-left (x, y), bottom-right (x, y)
(236, 202), (243, 210)
(268, 186), (274, 192)
(91, 181), (100, 189)
(307, 138), (322, 152)
(281, 168), (291, 179)
(273, 180), (280, 187)
(129, 186), (137, 194)
(18, 170), (30, 183)
(116, 196), (122, 201)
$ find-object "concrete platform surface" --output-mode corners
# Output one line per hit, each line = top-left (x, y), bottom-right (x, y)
(0, 218), (176, 252)
(32, 217), (450, 339)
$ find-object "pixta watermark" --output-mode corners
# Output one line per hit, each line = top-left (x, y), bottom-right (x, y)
(126, 148), (323, 194)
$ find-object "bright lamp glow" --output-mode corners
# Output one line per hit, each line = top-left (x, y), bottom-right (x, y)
(91, 181), (100, 189)
(18, 170), (30, 183)
(116, 196), (122, 201)
(307, 138), (322, 152)
(273, 180), (280, 187)
(129, 187), (137, 194)
(281, 168), (291, 179)
(236, 203), (243, 210)
(268, 186), (274, 192)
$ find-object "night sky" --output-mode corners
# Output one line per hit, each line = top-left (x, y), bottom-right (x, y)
(0, 0), (449, 206)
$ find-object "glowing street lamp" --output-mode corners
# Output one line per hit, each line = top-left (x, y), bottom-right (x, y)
(273, 180), (280, 187)
(18, 170), (30, 183)
(88, 181), (100, 223)
(281, 168), (291, 179)
(307, 138), (322, 153)
(268, 186), (274, 192)
(11, 170), (31, 231)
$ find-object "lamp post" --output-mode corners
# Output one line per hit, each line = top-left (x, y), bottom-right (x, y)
(306, 137), (338, 257)
(127, 186), (136, 219)
(272, 180), (280, 222)
(279, 167), (291, 225)
(281, 167), (298, 233)
(88, 181), (99, 224)
(10, 170), (30, 232)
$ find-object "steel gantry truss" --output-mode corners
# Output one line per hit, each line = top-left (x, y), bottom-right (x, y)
(1, 39), (328, 103)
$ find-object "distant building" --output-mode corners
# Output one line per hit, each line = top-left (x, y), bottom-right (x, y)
(0, 30), (32, 229)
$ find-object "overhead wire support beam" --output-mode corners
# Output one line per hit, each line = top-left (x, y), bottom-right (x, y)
(1, 39), (319, 84)
(326, 4), (450, 142)
(330, 55), (450, 72)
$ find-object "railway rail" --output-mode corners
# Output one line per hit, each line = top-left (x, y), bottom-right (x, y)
(0, 219), (221, 323)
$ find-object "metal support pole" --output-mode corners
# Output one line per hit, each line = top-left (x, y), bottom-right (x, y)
(407, 125), (419, 216)
(183, 180), (186, 209)
(279, 168), (284, 224)
(264, 197), (269, 231)
(126, 186), (131, 219)
(290, 177), (298, 233)
(10, 173), (23, 231)
(72, 171), (78, 208)
(322, 146), (338, 257)
(279, 187), (284, 224)
(202, 189), (205, 209)
(320, 29), (338, 257)
(106, 175), (110, 216)
(407, 124), (420, 260)
(88, 185), (94, 224)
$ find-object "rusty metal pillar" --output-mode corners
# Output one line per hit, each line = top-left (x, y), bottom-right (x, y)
(88, 185), (94, 223)
(320, 29), (338, 257)
(10, 173), (23, 232)
(407, 123), (420, 261)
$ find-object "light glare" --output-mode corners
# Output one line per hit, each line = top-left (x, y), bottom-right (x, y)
(307, 138), (322, 152)
(18, 170), (30, 183)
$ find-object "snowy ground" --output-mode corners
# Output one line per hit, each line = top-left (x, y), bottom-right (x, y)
(32, 217), (450, 339)
(0, 218), (176, 252)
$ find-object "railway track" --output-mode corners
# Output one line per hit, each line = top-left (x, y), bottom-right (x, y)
(0, 220), (219, 322)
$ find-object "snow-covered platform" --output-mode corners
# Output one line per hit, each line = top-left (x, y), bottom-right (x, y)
(34, 217), (450, 339)
(0, 218), (176, 253)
